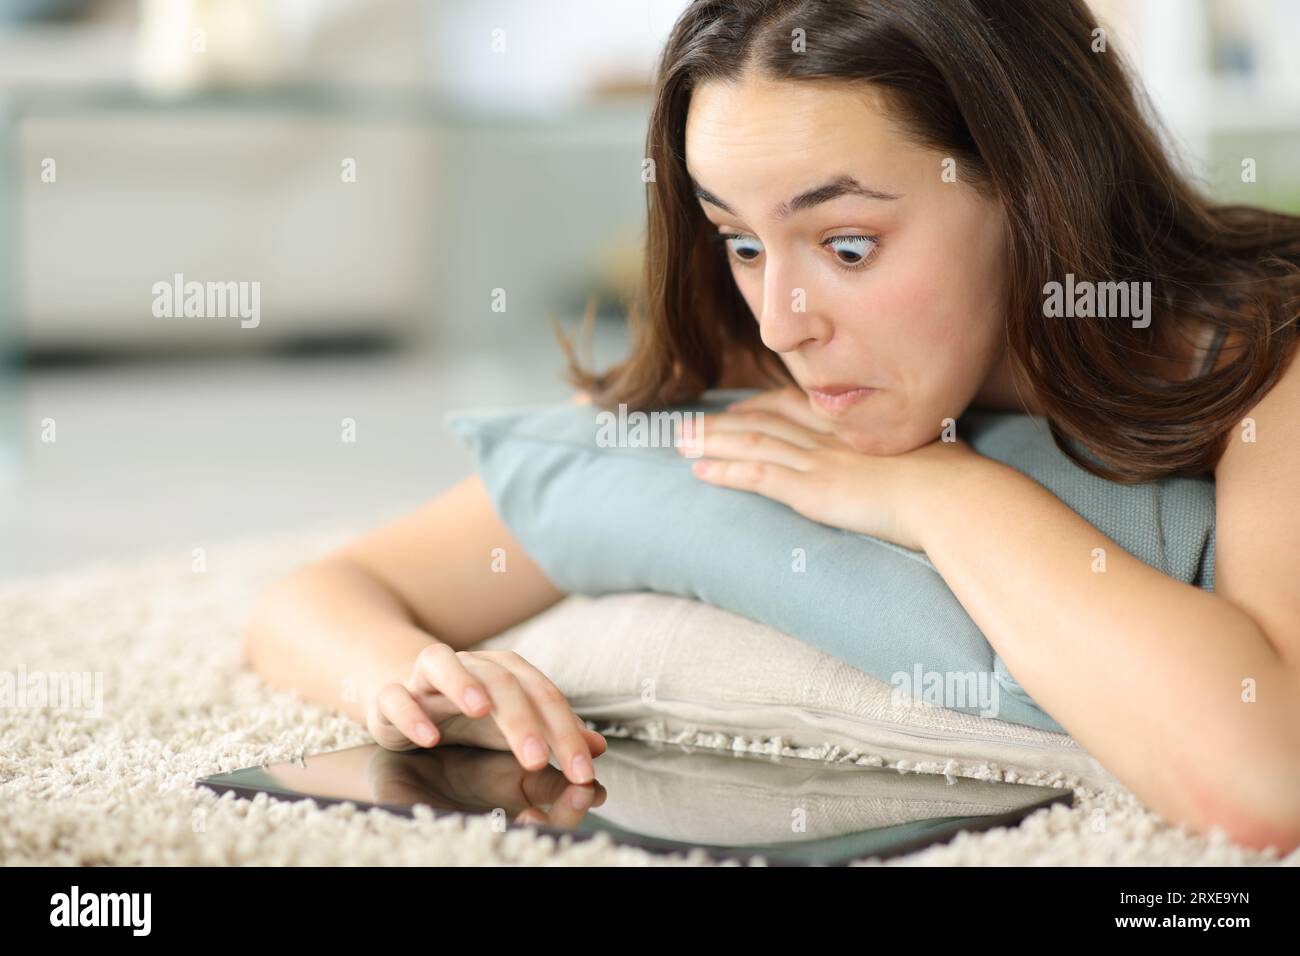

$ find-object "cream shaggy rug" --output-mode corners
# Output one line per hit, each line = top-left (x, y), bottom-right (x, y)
(1, 517), (1294, 867)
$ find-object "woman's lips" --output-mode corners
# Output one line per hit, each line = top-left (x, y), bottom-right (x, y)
(805, 384), (875, 413)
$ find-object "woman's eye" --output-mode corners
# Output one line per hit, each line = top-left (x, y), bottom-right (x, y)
(714, 232), (879, 272)
(823, 235), (879, 269)
(720, 233), (763, 264)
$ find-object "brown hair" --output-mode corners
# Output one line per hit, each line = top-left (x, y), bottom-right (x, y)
(553, 0), (1300, 482)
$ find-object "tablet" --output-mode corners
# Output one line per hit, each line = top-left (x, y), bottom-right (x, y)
(196, 737), (1073, 866)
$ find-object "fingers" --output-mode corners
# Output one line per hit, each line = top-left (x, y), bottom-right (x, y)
(677, 425), (814, 472)
(582, 727), (608, 757)
(513, 765), (609, 831)
(547, 783), (598, 828)
(440, 655), (548, 770)
(691, 455), (806, 502)
(474, 650), (600, 784)
(385, 641), (605, 786)
(690, 408), (827, 452)
(408, 641), (493, 718)
(725, 384), (835, 433)
(370, 682), (440, 751)
(515, 807), (548, 826)
(574, 713), (609, 756)
(449, 655), (589, 784)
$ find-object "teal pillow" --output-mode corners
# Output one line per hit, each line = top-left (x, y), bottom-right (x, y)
(445, 388), (1216, 735)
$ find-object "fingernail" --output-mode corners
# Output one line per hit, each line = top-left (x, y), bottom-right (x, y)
(570, 754), (593, 783)
(416, 722), (437, 746)
(523, 736), (547, 766)
(693, 460), (712, 476)
(569, 786), (594, 809)
(463, 687), (488, 712)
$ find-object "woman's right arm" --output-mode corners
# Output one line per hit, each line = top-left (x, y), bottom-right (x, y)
(241, 471), (605, 784)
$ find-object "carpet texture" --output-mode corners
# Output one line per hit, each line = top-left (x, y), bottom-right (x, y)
(0, 519), (1293, 866)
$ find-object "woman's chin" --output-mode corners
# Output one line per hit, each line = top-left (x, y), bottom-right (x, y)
(833, 424), (930, 457)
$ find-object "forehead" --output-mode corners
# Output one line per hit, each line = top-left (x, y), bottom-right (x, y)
(685, 76), (916, 191)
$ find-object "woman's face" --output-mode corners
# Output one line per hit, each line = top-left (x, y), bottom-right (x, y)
(685, 74), (1010, 454)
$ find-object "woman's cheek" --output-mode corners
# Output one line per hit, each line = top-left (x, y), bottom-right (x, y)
(866, 272), (958, 360)
(735, 271), (763, 319)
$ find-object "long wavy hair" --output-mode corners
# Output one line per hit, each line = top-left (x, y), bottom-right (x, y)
(553, 0), (1300, 482)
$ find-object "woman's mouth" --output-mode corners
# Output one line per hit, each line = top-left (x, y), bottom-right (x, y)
(805, 383), (876, 414)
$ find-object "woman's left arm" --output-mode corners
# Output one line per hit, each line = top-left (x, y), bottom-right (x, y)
(682, 374), (1300, 852)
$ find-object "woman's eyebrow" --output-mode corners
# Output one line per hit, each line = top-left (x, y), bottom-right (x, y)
(690, 174), (902, 220)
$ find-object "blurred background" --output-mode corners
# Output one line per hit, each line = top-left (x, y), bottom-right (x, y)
(1, 0), (1297, 577)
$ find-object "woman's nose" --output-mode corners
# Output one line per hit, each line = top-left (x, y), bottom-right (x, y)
(758, 260), (821, 353)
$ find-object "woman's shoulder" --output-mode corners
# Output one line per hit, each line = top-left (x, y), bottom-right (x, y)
(1214, 336), (1300, 478)
(1210, 338), (1300, 661)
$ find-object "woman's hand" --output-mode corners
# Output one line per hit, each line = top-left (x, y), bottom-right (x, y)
(678, 384), (983, 552)
(367, 744), (608, 830)
(366, 645), (607, 786)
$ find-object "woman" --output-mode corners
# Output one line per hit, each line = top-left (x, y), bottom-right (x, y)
(244, 0), (1300, 849)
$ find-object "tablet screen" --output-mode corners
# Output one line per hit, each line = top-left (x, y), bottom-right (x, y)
(196, 737), (1072, 866)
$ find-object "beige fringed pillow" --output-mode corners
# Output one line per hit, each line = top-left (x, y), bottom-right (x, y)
(477, 592), (1120, 791)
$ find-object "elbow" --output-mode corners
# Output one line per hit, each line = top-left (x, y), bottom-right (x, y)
(240, 574), (295, 676)
(1205, 806), (1300, 857)
(241, 560), (343, 679)
(239, 589), (270, 674)
(1203, 800), (1300, 856)
(1183, 736), (1300, 855)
